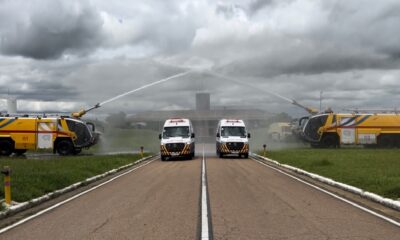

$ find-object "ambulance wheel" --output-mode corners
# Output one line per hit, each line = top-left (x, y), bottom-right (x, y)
(14, 149), (27, 156)
(243, 153), (249, 159)
(0, 140), (13, 156)
(57, 140), (73, 156)
(161, 156), (167, 161)
(219, 152), (224, 158)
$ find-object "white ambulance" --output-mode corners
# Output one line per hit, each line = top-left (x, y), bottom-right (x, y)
(216, 119), (250, 158)
(159, 118), (195, 161)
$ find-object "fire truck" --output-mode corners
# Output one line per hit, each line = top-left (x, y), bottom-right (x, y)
(0, 115), (98, 156)
(301, 113), (400, 148)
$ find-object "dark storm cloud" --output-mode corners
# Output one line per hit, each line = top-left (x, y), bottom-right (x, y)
(0, 1), (103, 59)
(0, 78), (78, 101)
(1, 0), (400, 115)
(198, 0), (400, 78)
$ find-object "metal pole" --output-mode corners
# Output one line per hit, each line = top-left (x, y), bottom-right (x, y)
(320, 91), (323, 112)
(263, 144), (267, 157)
(2, 166), (11, 205)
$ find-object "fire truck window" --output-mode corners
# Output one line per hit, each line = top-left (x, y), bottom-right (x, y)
(66, 120), (76, 131)
(304, 115), (328, 141)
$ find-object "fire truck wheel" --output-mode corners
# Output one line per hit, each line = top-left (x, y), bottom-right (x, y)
(378, 135), (394, 148)
(0, 140), (13, 156)
(57, 140), (73, 156)
(322, 135), (338, 148)
(73, 148), (82, 155)
(14, 149), (27, 156)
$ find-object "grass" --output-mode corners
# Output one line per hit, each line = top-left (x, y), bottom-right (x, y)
(92, 128), (160, 153)
(0, 153), (149, 203)
(259, 148), (400, 200)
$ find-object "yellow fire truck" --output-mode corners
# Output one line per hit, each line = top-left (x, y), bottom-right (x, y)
(302, 113), (400, 147)
(0, 116), (98, 156)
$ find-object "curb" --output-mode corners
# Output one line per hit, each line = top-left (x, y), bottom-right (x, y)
(252, 153), (400, 211)
(0, 155), (156, 219)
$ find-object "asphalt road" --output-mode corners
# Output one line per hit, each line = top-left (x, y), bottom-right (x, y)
(1, 158), (201, 240)
(207, 157), (400, 240)
(1, 149), (400, 239)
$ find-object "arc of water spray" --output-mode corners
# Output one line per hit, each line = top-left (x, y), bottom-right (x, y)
(205, 71), (318, 114)
(99, 71), (191, 106)
(205, 71), (293, 103)
(72, 71), (191, 118)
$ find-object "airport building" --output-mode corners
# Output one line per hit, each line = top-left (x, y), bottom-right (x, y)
(129, 93), (270, 142)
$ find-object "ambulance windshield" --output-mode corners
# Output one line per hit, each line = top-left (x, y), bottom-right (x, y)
(163, 126), (190, 138)
(221, 127), (246, 138)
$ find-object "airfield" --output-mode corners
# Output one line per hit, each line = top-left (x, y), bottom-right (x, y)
(0, 144), (399, 239)
(1, 80), (400, 239)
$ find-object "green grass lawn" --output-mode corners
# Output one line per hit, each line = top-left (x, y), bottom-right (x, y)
(259, 148), (400, 200)
(92, 128), (160, 153)
(0, 153), (149, 203)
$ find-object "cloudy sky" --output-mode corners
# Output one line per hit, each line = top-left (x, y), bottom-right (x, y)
(1, 0), (400, 117)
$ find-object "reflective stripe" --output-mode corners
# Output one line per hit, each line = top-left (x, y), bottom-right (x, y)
(0, 119), (16, 129)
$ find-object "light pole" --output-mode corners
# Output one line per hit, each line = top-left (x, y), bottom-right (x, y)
(320, 91), (323, 112)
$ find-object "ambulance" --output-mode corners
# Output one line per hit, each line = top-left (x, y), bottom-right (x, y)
(216, 119), (250, 158)
(159, 118), (195, 161)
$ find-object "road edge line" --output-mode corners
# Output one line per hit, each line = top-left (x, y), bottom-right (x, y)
(0, 157), (157, 234)
(252, 153), (400, 211)
(0, 155), (155, 219)
(251, 155), (400, 228)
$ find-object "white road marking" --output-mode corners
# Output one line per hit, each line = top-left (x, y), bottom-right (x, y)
(0, 158), (157, 234)
(252, 157), (400, 228)
(201, 145), (210, 239)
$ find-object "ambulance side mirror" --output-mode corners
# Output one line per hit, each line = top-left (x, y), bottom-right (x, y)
(216, 133), (220, 137)
(247, 133), (251, 138)
(158, 134), (162, 140)
(191, 133), (195, 138)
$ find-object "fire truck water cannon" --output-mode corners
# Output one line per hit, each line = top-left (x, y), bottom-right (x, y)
(71, 103), (101, 118)
(291, 99), (319, 115)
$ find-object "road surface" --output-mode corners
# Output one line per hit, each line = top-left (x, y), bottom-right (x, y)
(1, 150), (399, 239)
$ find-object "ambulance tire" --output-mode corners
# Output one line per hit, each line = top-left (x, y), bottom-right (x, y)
(161, 156), (167, 161)
(0, 139), (13, 156)
(243, 153), (249, 159)
(219, 152), (224, 158)
(57, 140), (74, 156)
(14, 149), (27, 156)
